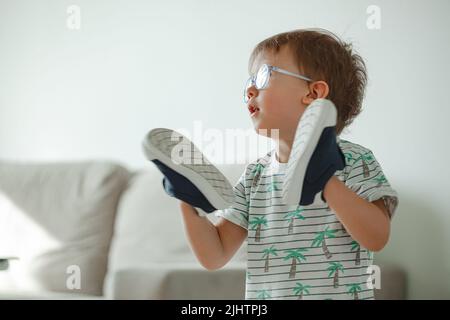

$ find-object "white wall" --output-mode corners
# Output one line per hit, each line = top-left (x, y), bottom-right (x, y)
(1, 0), (449, 299)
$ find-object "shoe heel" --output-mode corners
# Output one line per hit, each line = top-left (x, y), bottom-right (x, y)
(314, 99), (338, 128)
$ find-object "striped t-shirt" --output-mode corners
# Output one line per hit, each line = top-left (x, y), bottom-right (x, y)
(217, 137), (399, 300)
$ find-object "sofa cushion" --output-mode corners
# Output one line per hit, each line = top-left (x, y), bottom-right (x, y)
(109, 265), (246, 299)
(0, 160), (130, 296)
(106, 167), (200, 271)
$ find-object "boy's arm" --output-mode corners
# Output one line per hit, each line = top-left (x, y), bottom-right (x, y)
(323, 176), (391, 252)
(180, 201), (247, 270)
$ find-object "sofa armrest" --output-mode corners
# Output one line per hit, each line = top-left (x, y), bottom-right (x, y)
(0, 290), (105, 300)
(106, 263), (246, 300)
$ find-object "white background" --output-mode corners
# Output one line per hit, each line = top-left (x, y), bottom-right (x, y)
(1, 0), (449, 299)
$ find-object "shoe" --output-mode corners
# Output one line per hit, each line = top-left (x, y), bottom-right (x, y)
(282, 99), (345, 206)
(142, 128), (234, 215)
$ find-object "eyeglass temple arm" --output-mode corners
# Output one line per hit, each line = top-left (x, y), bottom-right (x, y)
(271, 66), (313, 82)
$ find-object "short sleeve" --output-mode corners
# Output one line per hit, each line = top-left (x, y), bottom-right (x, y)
(343, 148), (399, 218)
(215, 167), (250, 230)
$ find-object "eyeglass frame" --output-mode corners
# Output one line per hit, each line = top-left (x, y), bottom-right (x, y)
(244, 64), (314, 103)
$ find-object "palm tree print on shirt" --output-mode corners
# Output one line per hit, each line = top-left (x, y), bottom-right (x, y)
(344, 151), (374, 177)
(293, 282), (311, 300)
(249, 216), (268, 242)
(359, 152), (374, 178)
(262, 246), (278, 272)
(311, 227), (337, 259)
(373, 174), (387, 186)
(256, 289), (271, 300)
(350, 240), (361, 265)
(283, 248), (307, 279)
(344, 152), (354, 164)
(267, 181), (281, 192)
(327, 262), (344, 288)
(283, 207), (305, 234)
(346, 283), (362, 300)
(251, 163), (265, 187)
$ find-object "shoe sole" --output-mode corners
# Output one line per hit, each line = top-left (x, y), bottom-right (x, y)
(282, 99), (338, 205)
(142, 128), (235, 210)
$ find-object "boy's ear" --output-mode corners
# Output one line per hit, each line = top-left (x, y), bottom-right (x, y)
(301, 81), (330, 104)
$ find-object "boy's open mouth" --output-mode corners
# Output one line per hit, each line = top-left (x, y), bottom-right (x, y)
(248, 104), (260, 117)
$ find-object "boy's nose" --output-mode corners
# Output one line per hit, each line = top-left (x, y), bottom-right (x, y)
(246, 85), (258, 101)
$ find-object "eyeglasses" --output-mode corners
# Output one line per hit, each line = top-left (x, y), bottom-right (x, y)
(243, 64), (313, 103)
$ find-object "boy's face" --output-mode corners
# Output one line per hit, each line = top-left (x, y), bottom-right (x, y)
(246, 46), (311, 140)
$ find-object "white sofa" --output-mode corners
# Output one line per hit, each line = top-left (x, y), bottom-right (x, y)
(0, 160), (406, 299)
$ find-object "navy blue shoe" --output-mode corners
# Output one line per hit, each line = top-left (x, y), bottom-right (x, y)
(282, 99), (345, 206)
(142, 128), (234, 215)
(299, 126), (345, 205)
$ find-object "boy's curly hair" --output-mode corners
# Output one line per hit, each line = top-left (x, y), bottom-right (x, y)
(249, 28), (368, 135)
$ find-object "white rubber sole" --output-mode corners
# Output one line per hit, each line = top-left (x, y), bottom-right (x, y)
(142, 128), (234, 210)
(282, 99), (338, 205)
